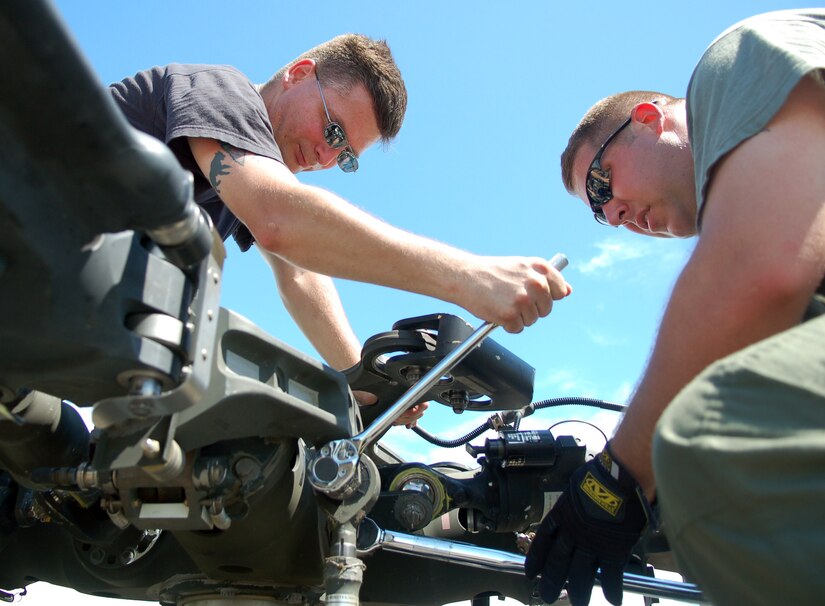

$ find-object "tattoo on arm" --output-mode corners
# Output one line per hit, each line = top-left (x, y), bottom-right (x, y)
(208, 143), (248, 195)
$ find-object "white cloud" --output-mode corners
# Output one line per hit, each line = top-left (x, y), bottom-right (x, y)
(536, 368), (599, 398)
(578, 238), (651, 275)
(577, 236), (693, 280)
(611, 380), (634, 403)
(585, 327), (629, 347)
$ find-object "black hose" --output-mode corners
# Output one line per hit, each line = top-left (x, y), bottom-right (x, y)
(412, 419), (494, 448)
(528, 396), (626, 414)
(412, 396), (626, 448)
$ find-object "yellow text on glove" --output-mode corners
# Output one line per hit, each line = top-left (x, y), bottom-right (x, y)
(581, 472), (622, 517)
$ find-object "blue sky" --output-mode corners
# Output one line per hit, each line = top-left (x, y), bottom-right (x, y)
(27, 1), (805, 604)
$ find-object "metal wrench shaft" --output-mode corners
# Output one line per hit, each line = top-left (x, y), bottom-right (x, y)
(352, 253), (568, 453)
(370, 528), (704, 603)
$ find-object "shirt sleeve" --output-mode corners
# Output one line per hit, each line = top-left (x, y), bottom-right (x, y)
(163, 64), (284, 164)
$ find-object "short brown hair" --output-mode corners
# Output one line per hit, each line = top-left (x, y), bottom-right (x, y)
(273, 34), (407, 144)
(560, 91), (679, 193)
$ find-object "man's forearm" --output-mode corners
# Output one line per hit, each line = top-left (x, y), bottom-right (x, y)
(189, 142), (571, 333)
(262, 248), (362, 371)
(259, 183), (573, 331)
(258, 182), (472, 301)
(610, 249), (813, 497)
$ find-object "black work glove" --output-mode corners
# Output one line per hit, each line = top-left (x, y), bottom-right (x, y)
(524, 443), (651, 605)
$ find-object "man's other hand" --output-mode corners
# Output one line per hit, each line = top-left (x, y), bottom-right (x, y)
(524, 444), (649, 605)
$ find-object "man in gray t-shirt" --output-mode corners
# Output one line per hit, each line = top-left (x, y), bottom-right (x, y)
(523, 10), (825, 606)
(108, 36), (571, 424)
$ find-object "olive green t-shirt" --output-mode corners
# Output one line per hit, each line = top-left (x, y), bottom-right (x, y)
(687, 9), (825, 227)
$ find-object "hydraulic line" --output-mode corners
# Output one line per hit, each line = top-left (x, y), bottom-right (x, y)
(528, 396), (626, 414)
(412, 397), (627, 448)
(412, 420), (495, 449)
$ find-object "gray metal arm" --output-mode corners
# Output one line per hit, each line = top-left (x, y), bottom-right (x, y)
(361, 524), (705, 603)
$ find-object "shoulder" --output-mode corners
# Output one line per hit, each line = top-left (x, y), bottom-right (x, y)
(164, 63), (248, 79)
(163, 64), (256, 94)
(708, 9), (825, 46)
(687, 10), (825, 221)
(690, 9), (825, 88)
(111, 64), (253, 96)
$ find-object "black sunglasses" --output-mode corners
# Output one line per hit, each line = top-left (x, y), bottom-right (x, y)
(585, 100), (658, 225)
(585, 117), (630, 225)
(315, 70), (359, 173)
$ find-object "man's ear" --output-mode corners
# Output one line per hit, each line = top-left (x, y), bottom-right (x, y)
(283, 58), (316, 88)
(630, 102), (664, 135)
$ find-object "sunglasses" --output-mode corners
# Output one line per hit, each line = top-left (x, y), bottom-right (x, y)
(585, 100), (658, 225)
(315, 70), (358, 173)
(585, 117), (631, 225)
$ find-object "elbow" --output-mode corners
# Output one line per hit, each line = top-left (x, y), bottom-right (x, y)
(747, 260), (819, 311)
(246, 184), (311, 258)
(253, 222), (290, 256)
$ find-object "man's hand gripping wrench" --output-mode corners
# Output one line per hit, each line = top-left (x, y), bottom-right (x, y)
(307, 254), (569, 499)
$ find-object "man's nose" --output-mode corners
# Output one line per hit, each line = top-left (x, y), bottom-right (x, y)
(316, 144), (339, 169)
(603, 199), (629, 227)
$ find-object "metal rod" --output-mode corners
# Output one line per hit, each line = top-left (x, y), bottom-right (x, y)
(352, 322), (497, 451)
(353, 253), (568, 452)
(373, 529), (704, 603)
(378, 529), (524, 571)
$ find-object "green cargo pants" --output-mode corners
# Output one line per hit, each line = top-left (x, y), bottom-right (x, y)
(653, 313), (825, 605)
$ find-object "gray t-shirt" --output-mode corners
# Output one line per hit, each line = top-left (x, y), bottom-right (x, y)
(687, 9), (825, 227)
(110, 64), (284, 251)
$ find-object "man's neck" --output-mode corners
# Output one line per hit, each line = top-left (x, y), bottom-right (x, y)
(257, 80), (280, 123)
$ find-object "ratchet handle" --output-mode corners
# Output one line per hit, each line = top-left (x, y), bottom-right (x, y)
(548, 253), (568, 272)
(359, 252), (569, 441)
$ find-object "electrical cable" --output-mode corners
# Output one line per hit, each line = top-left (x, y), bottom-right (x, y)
(412, 397), (626, 448)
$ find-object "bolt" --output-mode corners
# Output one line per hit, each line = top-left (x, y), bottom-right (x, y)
(401, 500), (428, 529)
(450, 390), (469, 414)
(130, 377), (161, 396)
(405, 367), (422, 383)
(142, 439), (161, 459)
(336, 445), (354, 461)
(89, 548), (106, 565)
(233, 456), (261, 480)
(120, 548), (137, 565)
(208, 460), (227, 485)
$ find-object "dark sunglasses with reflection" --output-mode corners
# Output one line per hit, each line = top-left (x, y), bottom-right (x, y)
(586, 100), (658, 225)
(315, 70), (358, 173)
